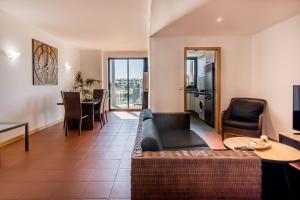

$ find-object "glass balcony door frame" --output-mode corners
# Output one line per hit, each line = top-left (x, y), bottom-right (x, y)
(108, 57), (147, 111)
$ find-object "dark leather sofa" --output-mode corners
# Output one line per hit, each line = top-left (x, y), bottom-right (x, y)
(141, 109), (208, 151)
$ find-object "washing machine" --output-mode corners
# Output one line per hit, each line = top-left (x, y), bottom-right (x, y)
(198, 94), (205, 120)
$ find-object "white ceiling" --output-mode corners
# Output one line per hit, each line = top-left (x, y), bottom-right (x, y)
(150, 0), (207, 35)
(155, 0), (300, 36)
(0, 0), (151, 51)
(0, 0), (299, 50)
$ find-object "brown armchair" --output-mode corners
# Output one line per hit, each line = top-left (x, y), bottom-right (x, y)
(221, 98), (267, 140)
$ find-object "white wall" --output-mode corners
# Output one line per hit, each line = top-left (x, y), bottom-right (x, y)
(149, 36), (252, 112)
(80, 49), (102, 88)
(0, 10), (80, 142)
(252, 14), (300, 139)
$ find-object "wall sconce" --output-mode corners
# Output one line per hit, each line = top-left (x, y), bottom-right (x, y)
(65, 64), (72, 71)
(5, 50), (21, 60)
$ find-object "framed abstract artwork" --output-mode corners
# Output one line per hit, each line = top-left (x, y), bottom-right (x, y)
(32, 39), (58, 85)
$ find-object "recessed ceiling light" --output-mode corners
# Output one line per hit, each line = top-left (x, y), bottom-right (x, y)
(216, 17), (224, 22)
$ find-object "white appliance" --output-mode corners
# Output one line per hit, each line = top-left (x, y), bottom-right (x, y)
(198, 94), (205, 120)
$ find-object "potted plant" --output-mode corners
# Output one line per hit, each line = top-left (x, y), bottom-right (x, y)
(73, 71), (101, 101)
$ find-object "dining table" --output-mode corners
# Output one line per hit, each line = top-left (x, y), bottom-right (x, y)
(57, 99), (101, 130)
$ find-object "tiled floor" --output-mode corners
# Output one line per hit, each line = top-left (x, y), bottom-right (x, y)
(0, 112), (140, 200)
(190, 114), (225, 149)
(0, 112), (223, 200)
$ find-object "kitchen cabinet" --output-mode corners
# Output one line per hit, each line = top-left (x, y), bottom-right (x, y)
(194, 96), (200, 114)
(187, 93), (191, 110)
(190, 93), (195, 111)
(187, 92), (201, 114)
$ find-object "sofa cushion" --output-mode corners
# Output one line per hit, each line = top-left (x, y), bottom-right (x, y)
(159, 129), (208, 150)
(143, 109), (154, 121)
(223, 119), (259, 130)
(230, 100), (263, 122)
(141, 119), (162, 151)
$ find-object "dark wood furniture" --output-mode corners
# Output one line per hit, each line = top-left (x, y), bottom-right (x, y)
(63, 92), (88, 136)
(221, 98), (267, 140)
(279, 132), (300, 169)
(61, 91), (66, 128)
(93, 89), (105, 127)
(0, 122), (29, 151)
(103, 90), (109, 123)
(57, 98), (100, 131)
(279, 132), (300, 198)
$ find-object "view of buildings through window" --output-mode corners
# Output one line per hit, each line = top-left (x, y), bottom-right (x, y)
(109, 58), (144, 110)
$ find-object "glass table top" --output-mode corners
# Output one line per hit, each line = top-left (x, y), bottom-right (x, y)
(0, 122), (27, 133)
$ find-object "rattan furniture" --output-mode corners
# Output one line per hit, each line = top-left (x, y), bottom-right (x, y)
(222, 98), (267, 140)
(63, 92), (88, 136)
(131, 112), (262, 200)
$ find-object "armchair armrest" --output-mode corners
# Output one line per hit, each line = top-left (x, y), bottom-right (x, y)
(258, 114), (264, 134)
(221, 108), (231, 124)
(152, 112), (190, 130)
(132, 150), (261, 200)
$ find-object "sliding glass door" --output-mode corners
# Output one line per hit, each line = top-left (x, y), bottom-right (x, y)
(109, 58), (146, 110)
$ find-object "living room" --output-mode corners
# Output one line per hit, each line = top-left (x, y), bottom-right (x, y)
(0, 0), (300, 199)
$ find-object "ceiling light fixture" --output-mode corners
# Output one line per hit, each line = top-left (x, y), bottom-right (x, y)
(216, 17), (224, 22)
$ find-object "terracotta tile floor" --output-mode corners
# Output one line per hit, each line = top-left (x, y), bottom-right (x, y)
(0, 112), (223, 200)
(0, 112), (140, 200)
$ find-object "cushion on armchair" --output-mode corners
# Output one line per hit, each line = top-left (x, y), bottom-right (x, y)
(223, 119), (259, 130)
(230, 100), (263, 122)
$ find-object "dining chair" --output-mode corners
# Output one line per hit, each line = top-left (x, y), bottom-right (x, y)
(63, 92), (88, 136)
(104, 90), (109, 123)
(99, 90), (107, 126)
(93, 89), (105, 127)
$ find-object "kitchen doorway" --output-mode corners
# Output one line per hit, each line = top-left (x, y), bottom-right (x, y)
(184, 47), (221, 133)
(108, 58), (147, 111)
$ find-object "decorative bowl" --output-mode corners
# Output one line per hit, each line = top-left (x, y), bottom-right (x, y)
(248, 139), (272, 150)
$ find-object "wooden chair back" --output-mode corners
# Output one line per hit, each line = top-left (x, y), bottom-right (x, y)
(104, 90), (109, 112)
(100, 90), (108, 114)
(63, 92), (82, 119)
(93, 89), (105, 101)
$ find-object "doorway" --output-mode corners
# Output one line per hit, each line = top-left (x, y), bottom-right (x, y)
(184, 47), (221, 133)
(108, 58), (147, 111)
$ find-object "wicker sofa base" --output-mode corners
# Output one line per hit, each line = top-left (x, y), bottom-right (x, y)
(132, 112), (262, 200)
(132, 150), (261, 200)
